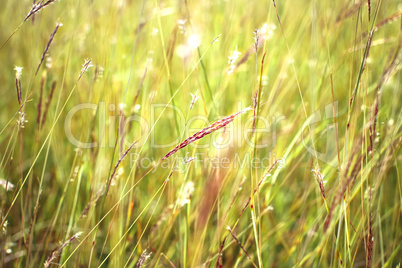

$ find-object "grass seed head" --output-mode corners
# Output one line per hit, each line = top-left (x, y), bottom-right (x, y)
(162, 107), (251, 161)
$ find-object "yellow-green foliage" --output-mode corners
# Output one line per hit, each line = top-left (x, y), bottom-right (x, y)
(0, 0), (401, 267)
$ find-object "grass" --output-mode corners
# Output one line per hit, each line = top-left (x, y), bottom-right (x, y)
(0, 0), (401, 267)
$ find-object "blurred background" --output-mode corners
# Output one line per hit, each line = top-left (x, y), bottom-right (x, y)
(0, 0), (401, 267)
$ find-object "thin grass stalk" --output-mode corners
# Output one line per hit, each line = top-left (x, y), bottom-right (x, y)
(0, 22), (24, 50)
(33, 149), (83, 265)
(227, 226), (258, 268)
(78, 139), (136, 221)
(250, 51), (266, 268)
(62, 153), (84, 263)
(271, 0), (322, 169)
(160, 253), (176, 268)
(106, 42), (217, 265)
(99, 170), (171, 267)
(183, 0), (217, 115)
(96, 200), (120, 267)
(216, 160), (278, 266)
(346, 0), (382, 128)
(330, 73), (341, 171)
(121, 0), (146, 120)
(81, 107), (249, 267)
(43, 232), (82, 268)
(0, 59), (92, 230)
(78, 136), (120, 266)
(69, 107), (246, 267)
(127, 67), (147, 132)
(155, 3), (181, 139)
(25, 172), (43, 265)
(125, 34), (219, 170)
(60, 37), (238, 267)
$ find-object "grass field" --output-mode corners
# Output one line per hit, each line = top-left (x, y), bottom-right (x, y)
(0, 0), (401, 267)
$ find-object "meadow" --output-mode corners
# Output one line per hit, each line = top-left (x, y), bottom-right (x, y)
(0, 0), (401, 267)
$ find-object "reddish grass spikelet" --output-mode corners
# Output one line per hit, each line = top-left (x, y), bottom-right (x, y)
(43, 231), (82, 268)
(41, 81), (56, 126)
(135, 249), (152, 268)
(335, 2), (361, 24)
(162, 107), (252, 161)
(216, 236), (227, 268)
(14, 66), (23, 105)
(253, 29), (260, 53)
(252, 52), (266, 135)
(189, 89), (199, 110)
(37, 77), (45, 127)
(36, 22), (62, 75)
(78, 59), (93, 81)
(251, 90), (258, 133)
(360, 11), (402, 39)
(32, 0), (37, 24)
(231, 29), (266, 75)
(211, 34), (221, 44)
(80, 186), (104, 219)
(107, 141), (137, 194)
(311, 167), (326, 199)
(25, 0), (57, 22)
